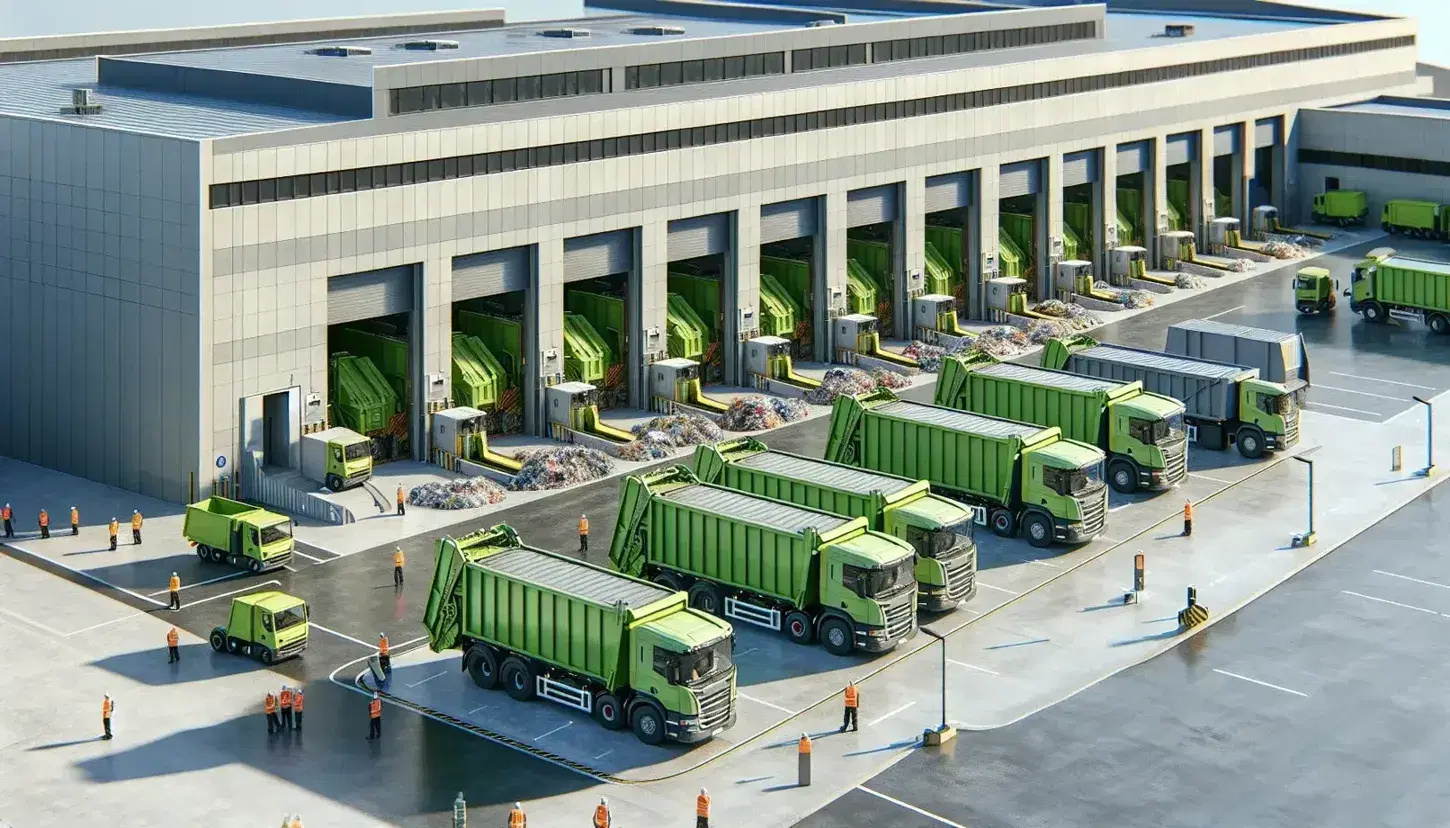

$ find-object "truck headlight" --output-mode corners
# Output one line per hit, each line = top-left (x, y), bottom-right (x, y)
(678, 718), (697, 727)
(868, 629), (888, 639)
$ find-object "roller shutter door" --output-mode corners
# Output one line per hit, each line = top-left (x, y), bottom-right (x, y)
(1166, 134), (1197, 166)
(452, 247), (529, 301)
(846, 185), (898, 227)
(760, 198), (817, 243)
(998, 161), (1041, 198)
(667, 214), (731, 261)
(1214, 125), (1240, 156)
(1255, 118), (1280, 148)
(1115, 142), (1149, 176)
(564, 230), (633, 282)
(924, 173), (972, 213)
(1061, 151), (1098, 188)
(327, 266), (414, 325)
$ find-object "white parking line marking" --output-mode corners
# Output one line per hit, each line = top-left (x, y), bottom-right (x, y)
(146, 570), (249, 596)
(292, 549), (327, 563)
(1307, 401), (1382, 416)
(593, 749), (614, 761)
(738, 692), (793, 714)
(858, 786), (970, 828)
(1329, 372), (1432, 389)
(976, 582), (1019, 595)
(735, 648), (759, 658)
(1189, 472), (1233, 485)
(1204, 306), (1244, 320)
(1315, 383), (1404, 401)
(1108, 504), (1133, 513)
(3, 546), (167, 607)
(467, 705), (490, 716)
(63, 613), (145, 636)
(534, 722), (572, 741)
(1027, 559), (1063, 569)
(178, 580), (283, 609)
(309, 623), (374, 649)
(947, 659), (1000, 676)
(407, 671), (448, 688)
(867, 701), (916, 727)
(1342, 590), (1440, 616)
(1212, 669), (1307, 698)
(1373, 569), (1450, 590)
(0, 607), (68, 637)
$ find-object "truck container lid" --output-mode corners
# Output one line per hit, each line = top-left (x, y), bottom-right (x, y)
(736, 451), (915, 496)
(874, 400), (1046, 439)
(974, 362), (1123, 393)
(1075, 343), (1249, 380)
(663, 484), (851, 535)
(477, 547), (673, 609)
(1382, 256), (1450, 277)
(1170, 318), (1299, 345)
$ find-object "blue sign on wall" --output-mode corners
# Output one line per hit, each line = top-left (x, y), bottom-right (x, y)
(216, 456), (227, 469)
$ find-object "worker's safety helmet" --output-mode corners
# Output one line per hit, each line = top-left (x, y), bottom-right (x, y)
(600, 797), (608, 806)
(515, 803), (522, 811)
(373, 691), (379, 699)
(700, 786), (708, 795)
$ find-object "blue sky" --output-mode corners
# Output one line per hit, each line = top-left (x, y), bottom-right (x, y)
(1306, 0), (1446, 65)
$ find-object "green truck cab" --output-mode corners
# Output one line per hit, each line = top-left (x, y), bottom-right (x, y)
(184, 496), (294, 572)
(611, 466), (917, 657)
(1294, 266), (1338, 314)
(301, 427), (373, 491)
(1311, 190), (1367, 226)
(424, 524), (736, 745)
(692, 438), (977, 613)
(208, 591), (310, 664)
(935, 353), (1187, 494)
(826, 390), (1108, 548)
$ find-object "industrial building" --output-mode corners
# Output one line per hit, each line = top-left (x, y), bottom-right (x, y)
(0, 0), (1427, 502)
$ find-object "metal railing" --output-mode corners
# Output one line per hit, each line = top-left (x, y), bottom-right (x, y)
(240, 452), (356, 525)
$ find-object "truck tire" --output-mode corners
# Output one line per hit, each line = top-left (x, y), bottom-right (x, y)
(989, 508), (1016, 538)
(1236, 427), (1266, 459)
(1362, 301), (1387, 324)
(247, 558), (263, 573)
(255, 646), (275, 666)
(1431, 314), (1450, 335)
(631, 702), (666, 745)
(465, 647), (499, 690)
(819, 617), (854, 657)
(1107, 459), (1139, 494)
(210, 628), (227, 652)
(651, 571), (683, 592)
(1382, 221), (1394, 234)
(196, 544), (211, 562)
(1023, 512), (1055, 549)
(784, 610), (815, 645)
(593, 693), (625, 730)
(1297, 302), (1315, 315)
(687, 582), (722, 616)
(210, 547), (226, 563)
(326, 474), (343, 491)
(501, 657), (537, 702)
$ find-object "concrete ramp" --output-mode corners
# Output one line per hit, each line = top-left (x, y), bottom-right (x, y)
(241, 452), (356, 525)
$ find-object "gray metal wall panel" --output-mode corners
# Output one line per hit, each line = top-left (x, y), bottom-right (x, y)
(846, 185), (899, 227)
(667, 213), (731, 261)
(327, 265), (415, 325)
(1166, 133), (1197, 166)
(1116, 142), (1150, 175)
(452, 247), (529, 301)
(1061, 151), (1098, 188)
(1214, 125), (1241, 156)
(1255, 117), (1281, 147)
(999, 161), (1041, 198)
(760, 198), (817, 243)
(564, 230), (634, 281)
(925, 173), (973, 213)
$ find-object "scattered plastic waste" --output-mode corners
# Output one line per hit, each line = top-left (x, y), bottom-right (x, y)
(805, 368), (880, 405)
(1033, 300), (1100, 330)
(406, 478), (506, 510)
(629, 414), (724, 446)
(970, 326), (1032, 357)
(1225, 258), (1254, 272)
(1262, 240), (1313, 259)
(720, 395), (810, 431)
(508, 446), (614, 491)
(1094, 281), (1155, 309)
(617, 432), (678, 462)
(1175, 272), (1207, 289)
(870, 367), (912, 390)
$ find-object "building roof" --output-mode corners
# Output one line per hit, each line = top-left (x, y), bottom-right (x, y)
(478, 546), (673, 608)
(662, 483), (852, 535)
(735, 450), (916, 496)
(1328, 96), (1450, 121)
(873, 400), (1048, 438)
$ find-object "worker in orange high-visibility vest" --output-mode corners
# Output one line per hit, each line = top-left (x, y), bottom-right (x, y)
(166, 627), (180, 663)
(264, 692), (280, 734)
(396, 485), (406, 516)
(578, 514), (590, 553)
(70, 506), (79, 536)
(840, 681), (859, 732)
(131, 511), (143, 545)
(2, 503), (12, 538)
(508, 802), (527, 828)
(592, 797), (611, 828)
(108, 518), (119, 550)
(292, 687), (304, 732)
(393, 546), (405, 587)
(278, 686), (294, 731)
(378, 633), (391, 674)
(696, 787), (711, 828)
(38, 508), (49, 539)
(366, 692), (382, 740)
(101, 694), (115, 740)
(1183, 500), (1194, 537)
(168, 572), (181, 611)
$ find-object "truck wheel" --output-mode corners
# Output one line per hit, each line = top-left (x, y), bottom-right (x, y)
(326, 474), (343, 491)
(819, 617), (854, 657)
(1107, 460), (1138, 494)
(631, 703), (666, 746)
(1431, 314), (1450, 335)
(210, 629), (227, 652)
(989, 508), (1016, 538)
(501, 657), (537, 702)
(195, 544), (211, 562)
(1382, 222), (1394, 233)
(784, 610), (815, 645)
(1362, 301), (1387, 324)
(256, 646), (275, 666)
(1023, 512), (1055, 549)
(1297, 302), (1314, 315)
(687, 582), (722, 616)
(247, 558), (263, 573)
(593, 693), (625, 730)
(226, 636), (242, 654)
(466, 647), (499, 690)
(1236, 427), (1266, 459)
(210, 547), (226, 563)
(651, 571), (683, 592)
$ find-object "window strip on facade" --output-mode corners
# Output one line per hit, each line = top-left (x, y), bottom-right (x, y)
(1297, 148), (1450, 178)
(390, 69), (608, 115)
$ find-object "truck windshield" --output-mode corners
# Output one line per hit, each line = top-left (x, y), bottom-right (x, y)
(1258, 393), (1295, 416)
(344, 441), (371, 460)
(861, 558), (916, 600)
(259, 522), (293, 545)
(667, 638), (733, 686)
(1296, 276), (1319, 291)
(273, 605), (308, 632)
(920, 520), (974, 559)
(1132, 413), (1186, 445)
(1069, 463), (1105, 496)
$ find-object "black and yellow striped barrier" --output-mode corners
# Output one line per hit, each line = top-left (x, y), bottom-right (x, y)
(1178, 603), (1210, 629)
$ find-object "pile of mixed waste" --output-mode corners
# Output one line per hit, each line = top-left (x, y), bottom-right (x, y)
(1094, 282), (1155, 309)
(971, 326), (1032, 357)
(870, 367), (912, 390)
(407, 478), (506, 510)
(616, 414), (726, 461)
(720, 395), (811, 431)
(1175, 272), (1207, 289)
(1224, 258), (1255, 272)
(508, 445), (615, 491)
(1262, 240), (1314, 259)
(1034, 300), (1100, 331)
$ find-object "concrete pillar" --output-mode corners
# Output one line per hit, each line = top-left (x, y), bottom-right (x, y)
(1236, 122), (1253, 230)
(414, 258), (452, 459)
(1100, 145), (1118, 280)
(1283, 112), (1302, 224)
(1196, 127), (1215, 246)
(900, 178), (925, 340)
(728, 208), (760, 386)
(528, 239), (565, 435)
(1045, 154), (1064, 301)
(816, 192), (848, 361)
(1148, 137), (1167, 269)
(633, 221), (668, 410)
(974, 166), (999, 321)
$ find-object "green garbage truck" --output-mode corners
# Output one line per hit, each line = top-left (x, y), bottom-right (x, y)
(1380, 199), (1449, 239)
(1311, 190), (1367, 226)
(209, 591), (310, 664)
(825, 390), (1108, 548)
(1345, 249), (1450, 333)
(183, 496), (294, 572)
(301, 427), (373, 491)
(934, 353), (1187, 494)
(424, 524), (736, 745)
(692, 438), (977, 612)
(610, 466), (918, 657)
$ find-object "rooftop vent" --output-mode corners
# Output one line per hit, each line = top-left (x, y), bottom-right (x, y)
(1163, 24), (1195, 38)
(627, 25), (684, 36)
(807, 19), (837, 27)
(64, 88), (102, 116)
(396, 39), (460, 51)
(538, 28), (591, 39)
(307, 45), (374, 57)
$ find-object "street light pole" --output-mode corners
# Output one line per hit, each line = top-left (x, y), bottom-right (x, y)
(919, 627), (955, 746)
(1413, 395), (1436, 477)
(1291, 447), (1320, 548)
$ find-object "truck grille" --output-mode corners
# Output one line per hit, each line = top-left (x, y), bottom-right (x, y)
(1076, 489), (1108, 539)
(880, 595), (917, 641)
(942, 548), (977, 602)
(263, 551), (293, 570)
(277, 635), (308, 659)
(1162, 440), (1188, 484)
(692, 675), (734, 732)
(1282, 412), (1300, 448)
